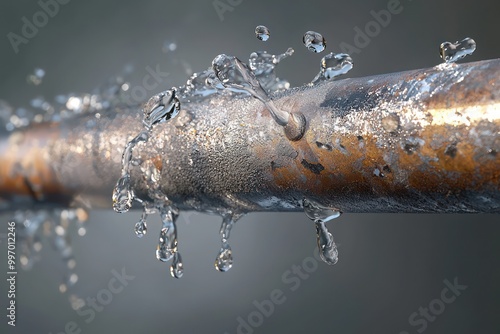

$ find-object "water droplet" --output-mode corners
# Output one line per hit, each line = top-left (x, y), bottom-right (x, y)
(27, 68), (45, 85)
(302, 198), (341, 265)
(112, 175), (133, 213)
(155, 206), (179, 262)
(134, 218), (147, 238)
(312, 53), (353, 83)
(170, 252), (184, 278)
(303, 31), (326, 53)
(215, 241), (233, 272)
(255, 25), (270, 41)
(315, 221), (338, 265)
(439, 37), (476, 63)
(214, 212), (244, 272)
(142, 89), (181, 129)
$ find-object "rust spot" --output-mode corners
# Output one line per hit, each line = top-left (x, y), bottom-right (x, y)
(301, 159), (325, 175)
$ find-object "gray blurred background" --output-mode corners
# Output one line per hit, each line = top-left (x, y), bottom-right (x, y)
(1, 0), (499, 333)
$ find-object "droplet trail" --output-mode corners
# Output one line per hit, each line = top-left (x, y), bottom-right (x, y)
(302, 198), (341, 265)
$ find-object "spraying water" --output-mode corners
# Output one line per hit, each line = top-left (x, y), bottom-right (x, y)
(439, 37), (476, 63)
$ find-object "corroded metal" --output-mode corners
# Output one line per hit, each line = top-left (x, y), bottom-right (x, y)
(0, 59), (499, 213)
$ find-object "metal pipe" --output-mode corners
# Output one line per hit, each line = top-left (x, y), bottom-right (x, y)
(1, 59), (499, 213)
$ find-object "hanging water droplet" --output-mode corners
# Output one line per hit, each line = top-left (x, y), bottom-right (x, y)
(303, 198), (341, 223)
(155, 206), (179, 262)
(112, 175), (133, 213)
(27, 68), (45, 85)
(142, 89), (181, 129)
(134, 206), (148, 237)
(215, 241), (233, 272)
(439, 37), (476, 63)
(170, 252), (184, 278)
(302, 198), (341, 265)
(315, 221), (338, 265)
(214, 212), (244, 272)
(134, 220), (147, 238)
(255, 25), (270, 41)
(312, 53), (353, 83)
(303, 31), (326, 53)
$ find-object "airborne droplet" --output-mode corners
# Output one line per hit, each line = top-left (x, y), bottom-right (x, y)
(303, 31), (326, 53)
(255, 25), (270, 41)
(27, 68), (45, 86)
(439, 37), (476, 63)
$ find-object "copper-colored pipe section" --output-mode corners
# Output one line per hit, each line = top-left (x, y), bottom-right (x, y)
(0, 59), (499, 213)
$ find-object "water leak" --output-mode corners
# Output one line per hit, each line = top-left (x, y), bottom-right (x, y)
(211, 53), (306, 140)
(312, 52), (353, 83)
(215, 212), (244, 272)
(440, 37), (476, 63)
(255, 25), (271, 41)
(303, 31), (326, 53)
(302, 198), (341, 265)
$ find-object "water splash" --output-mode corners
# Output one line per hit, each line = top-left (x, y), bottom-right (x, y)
(211, 53), (306, 140)
(312, 52), (353, 83)
(302, 198), (341, 265)
(303, 31), (326, 53)
(249, 48), (294, 93)
(215, 212), (244, 272)
(440, 37), (476, 63)
(27, 68), (45, 86)
(12, 208), (88, 308)
(112, 89), (180, 214)
(255, 25), (270, 41)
